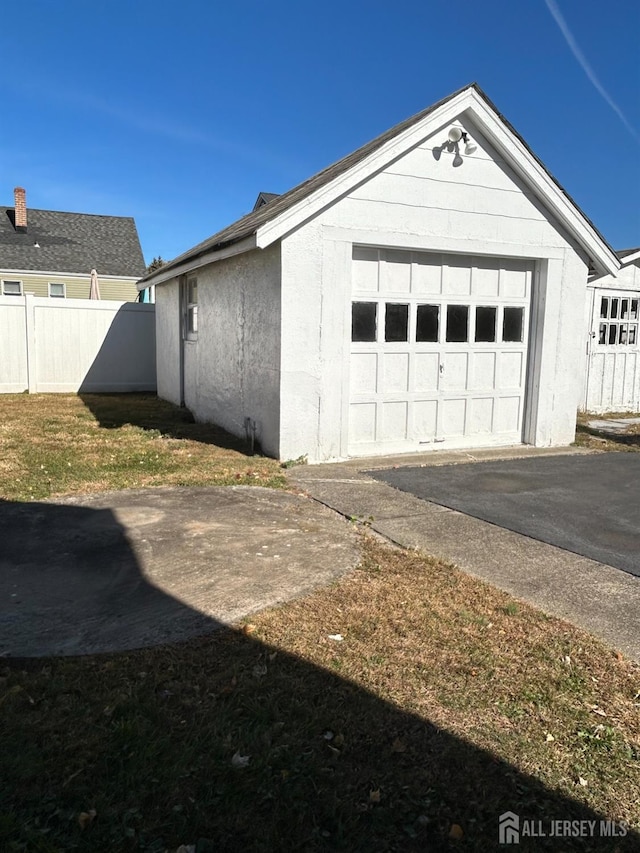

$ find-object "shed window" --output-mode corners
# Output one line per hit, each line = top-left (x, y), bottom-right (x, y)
(2, 280), (22, 296)
(183, 277), (198, 340)
(49, 282), (65, 298)
(352, 302), (377, 342)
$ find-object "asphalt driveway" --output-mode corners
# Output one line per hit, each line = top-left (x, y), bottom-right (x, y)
(369, 453), (640, 577)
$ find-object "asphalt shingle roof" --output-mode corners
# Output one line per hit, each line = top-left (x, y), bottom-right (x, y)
(141, 82), (615, 284)
(0, 206), (145, 277)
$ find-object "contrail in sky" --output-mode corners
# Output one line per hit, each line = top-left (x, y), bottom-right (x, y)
(544, 0), (638, 142)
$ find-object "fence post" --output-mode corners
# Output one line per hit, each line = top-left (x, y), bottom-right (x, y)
(24, 293), (36, 393)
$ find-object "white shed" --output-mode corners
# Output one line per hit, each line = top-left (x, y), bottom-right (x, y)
(140, 84), (619, 463)
(582, 249), (640, 413)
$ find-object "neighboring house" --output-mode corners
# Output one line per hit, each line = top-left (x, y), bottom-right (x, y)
(140, 83), (619, 463)
(1, 187), (145, 301)
(582, 248), (640, 413)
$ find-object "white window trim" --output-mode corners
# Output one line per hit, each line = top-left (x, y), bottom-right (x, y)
(182, 276), (198, 341)
(48, 282), (66, 298)
(1, 279), (23, 296)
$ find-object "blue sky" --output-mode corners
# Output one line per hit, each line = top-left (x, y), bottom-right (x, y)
(1, 0), (638, 264)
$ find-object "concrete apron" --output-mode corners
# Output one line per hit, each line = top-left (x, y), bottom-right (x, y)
(289, 445), (640, 662)
(0, 486), (360, 657)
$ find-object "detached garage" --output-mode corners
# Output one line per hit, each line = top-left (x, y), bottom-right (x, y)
(140, 83), (619, 463)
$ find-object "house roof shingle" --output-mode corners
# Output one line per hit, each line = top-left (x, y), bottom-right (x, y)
(0, 206), (145, 277)
(141, 82), (616, 284)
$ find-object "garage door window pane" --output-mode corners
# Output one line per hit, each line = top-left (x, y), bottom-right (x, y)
(503, 306), (524, 342)
(385, 303), (409, 342)
(600, 297), (608, 319)
(631, 299), (639, 321)
(446, 305), (468, 342)
(416, 304), (439, 342)
(352, 302), (377, 342)
(475, 306), (496, 342)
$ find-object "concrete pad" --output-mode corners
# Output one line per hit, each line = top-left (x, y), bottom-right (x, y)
(0, 487), (359, 657)
(587, 417), (640, 434)
(289, 451), (640, 662)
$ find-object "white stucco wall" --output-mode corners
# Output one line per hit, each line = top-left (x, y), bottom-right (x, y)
(279, 116), (590, 462)
(155, 280), (182, 406)
(179, 244), (281, 457)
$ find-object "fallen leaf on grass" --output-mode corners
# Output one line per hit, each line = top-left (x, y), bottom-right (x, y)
(369, 789), (381, 803)
(328, 634), (344, 642)
(545, 733), (555, 742)
(78, 809), (96, 829)
(591, 706), (607, 717)
(449, 823), (464, 840)
(231, 751), (250, 768)
(242, 623), (257, 636)
(578, 777), (588, 787)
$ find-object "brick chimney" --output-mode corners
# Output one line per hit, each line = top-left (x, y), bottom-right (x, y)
(14, 187), (27, 231)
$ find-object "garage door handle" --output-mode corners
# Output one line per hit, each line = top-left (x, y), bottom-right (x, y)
(439, 363), (445, 373)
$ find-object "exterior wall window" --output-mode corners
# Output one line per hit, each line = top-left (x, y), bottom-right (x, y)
(49, 282), (66, 298)
(598, 296), (639, 346)
(2, 280), (22, 296)
(183, 277), (198, 340)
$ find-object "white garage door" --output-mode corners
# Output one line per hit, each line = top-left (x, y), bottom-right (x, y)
(349, 248), (533, 456)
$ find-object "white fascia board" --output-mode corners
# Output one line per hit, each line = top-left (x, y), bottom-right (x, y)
(255, 88), (618, 276)
(138, 235), (258, 289)
(255, 90), (473, 249)
(620, 249), (640, 266)
(463, 90), (619, 276)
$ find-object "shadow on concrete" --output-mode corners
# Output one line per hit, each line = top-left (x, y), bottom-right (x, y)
(0, 498), (217, 657)
(0, 498), (637, 850)
(79, 391), (253, 453)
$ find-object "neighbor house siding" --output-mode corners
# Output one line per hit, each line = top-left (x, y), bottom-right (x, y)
(0, 271), (140, 301)
(279, 118), (589, 462)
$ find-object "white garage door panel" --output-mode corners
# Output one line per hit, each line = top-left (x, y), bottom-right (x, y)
(584, 290), (640, 413)
(349, 248), (532, 455)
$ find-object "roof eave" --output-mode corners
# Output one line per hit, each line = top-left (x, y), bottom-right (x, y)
(138, 234), (258, 289)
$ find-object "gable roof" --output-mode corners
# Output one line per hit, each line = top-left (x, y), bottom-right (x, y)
(141, 83), (619, 286)
(0, 206), (146, 277)
(252, 192), (280, 212)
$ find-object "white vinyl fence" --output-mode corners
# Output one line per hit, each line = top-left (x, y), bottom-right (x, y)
(0, 295), (156, 393)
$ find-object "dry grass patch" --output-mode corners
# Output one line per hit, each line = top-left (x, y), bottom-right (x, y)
(0, 394), (284, 501)
(575, 411), (640, 453)
(1, 538), (638, 851)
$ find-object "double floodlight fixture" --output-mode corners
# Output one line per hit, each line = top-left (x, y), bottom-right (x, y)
(447, 126), (478, 155)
